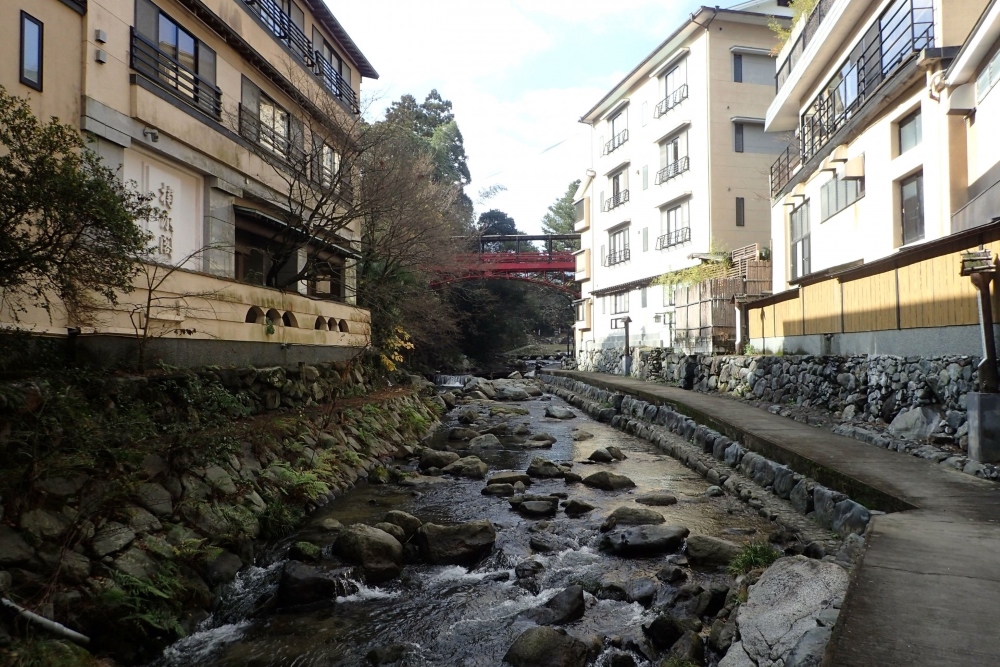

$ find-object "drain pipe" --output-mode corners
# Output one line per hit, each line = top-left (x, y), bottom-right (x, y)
(1, 597), (90, 645)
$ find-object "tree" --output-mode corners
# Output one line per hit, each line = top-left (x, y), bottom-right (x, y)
(540, 179), (581, 251)
(477, 209), (525, 253)
(0, 87), (156, 319)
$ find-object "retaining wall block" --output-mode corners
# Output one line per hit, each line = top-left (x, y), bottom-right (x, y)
(813, 486), (849, 529)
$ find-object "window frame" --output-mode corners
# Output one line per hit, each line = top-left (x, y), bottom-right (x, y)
(900, 171), (924, 245)
(612, 292), (629, 315)
(820, 174), (865, 222)
(20, 11), (43, 92)
(259, 95), (290, 156)
(733, 53), (743, 83)
(736, 196), (745, 227)
(789, 201), (811, 280)
(898, 109), (922, 155)
(734, 123), (744, 153)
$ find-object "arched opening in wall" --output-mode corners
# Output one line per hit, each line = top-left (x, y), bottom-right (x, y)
(338, 319), (350, 333)
(245, 306), (265, 324)
(327, 317), (337, 331)
(314, 316), (327, 330)
(282, 312), (298, 328)
(266, 308), (281, 326)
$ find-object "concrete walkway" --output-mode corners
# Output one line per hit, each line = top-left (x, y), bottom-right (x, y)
(549, 370), (1000, 667)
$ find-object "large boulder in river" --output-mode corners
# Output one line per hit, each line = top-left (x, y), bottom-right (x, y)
(608, 506), (664, 526)
(588, 448), (614, 463)
(719, 556), (848, 667)
(518, 585), (585, 625)
(277, 561), (358, 607)
(634, 492), (678, 506)
(583, 471), (635, 491)
(332, 525), (403, 584)
(499, 385), (531, 401)
(469, 434), (502, 449)
(686, 535), (741, 565)
(527, 457), (567, 479)
(544, 406), (575, 419)
(464, 377), (497, 399)
(488, 471), (531, 487)
(382, 510), (422, 541)
(600, 525), (689, 557)
(416, 520), (496, 565)
(503, 627), (589, 667)
(442, 456), (489, 480)
(448, 427), (480, 441)
(420, 450), (460, 470)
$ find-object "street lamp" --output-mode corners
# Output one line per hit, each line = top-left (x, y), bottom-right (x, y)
(621, 316), (633, 376)
(960, 247), (999, 462)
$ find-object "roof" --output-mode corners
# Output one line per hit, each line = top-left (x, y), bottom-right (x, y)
(303, 1), (379, 79)
(946, 0), (1000, 85)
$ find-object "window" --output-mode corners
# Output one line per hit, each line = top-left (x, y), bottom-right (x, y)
(612, 292), (629, 314)
(735, 122), (786, 154)
(605, 171), (628, 211)
(820, 175), (865, 221)
(898, 110), (921, 154)
(576, 302), (587, 322)
(259, 96), (290, 156)
(660, 136), (680, 169)
(658, 203), (690, 249)
(977, 48), (1000, 101)
(733, 54), (743, 82)
(736, 197), (745, 227)
(641, 288), (648, 308)
(901, 172), (924, 245)
(656, 133), (688, 183)
(320, 143), (341, 187)
(602, 296), (606, 314)
(642, 166), (648, 190)
(790, 202), (810, 280)
(158, 13), (196, 96)
(20, 12), (43, 91)
(605, 110), (628, 153)
(656, 63), (688, 118)
(735, 123), (744, 153)
(607, 228), (629, 265)
(733, 52), (777, 85)
(642, 227), (649, 252)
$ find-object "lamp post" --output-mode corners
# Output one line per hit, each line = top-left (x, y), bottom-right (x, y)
(961, 248), (999, 462)
(622, 316), (633, 376)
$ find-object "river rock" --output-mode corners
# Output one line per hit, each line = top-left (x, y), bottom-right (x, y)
(527, 458), (567, 478)
(500, 386), (531, 401)
(519, 500), (559, 517)
(458, 409), (479, 424)
(686, 535), (741, 565)
(643, 615), (703, 650)
(518, 585), (585, 625)
(571, 430), (594, 441)
(420, 450), (460, 470)
(489, 472), (531, 486)
(529, 533), (572, 552)
(333, 525), (403, 583)
(206, 550), (243, 584)
(529, 433), (557, 446)
(723, 556), (849, 667)
(277, 561), (358, 607)
(784, 625), (832, 667)
(600, 525), (689, 557)
(464, 377), (497, 399)
(606, 446), (627, 460)
(38, 548), (91, 583)
(442, 456), (489, 480)
(564, 499), (595, 517)
(416, 520), (496, 565)
(544, 406), (575, 420)
(469, 434), (502, 449)
(583, 471), (635, 491)
(608, 507), (664, 525)
(888, 406), (943, 440)
(374, 522), (407, 543)
(382, 511), (422, 541)
(135, 482), (174, 516)
(588, 448), (614, 463)
(20, 509), (70, 540)
(667, 630), (705, 665)
(441, 391), (457, 409)
(503, 626), (589, 667)
(113, 547), (158, 579)
(448, 427), (480, 441)
(92, 522), (136, 558)
(634, 492), (678, 506)
(483, 483), (517, 497)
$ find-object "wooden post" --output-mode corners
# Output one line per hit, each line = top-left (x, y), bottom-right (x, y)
(971, 272), (999, 393)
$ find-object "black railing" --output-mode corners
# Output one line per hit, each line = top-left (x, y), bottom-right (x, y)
(315, 55), (359, 113)
(239, 104), (304, 161)
(656, 226), (691, 250)
(655, 156), (690, 185)
(605, 247), (631, 266)
(603, 190), (630, 212)
(769, 0), (934, 197)
(654, 84), (689, 118)
(775, 0), (835, 92)
(604, 129), (628, 155)
(244, 0), (313, 65)
(130, 29), (222, 119)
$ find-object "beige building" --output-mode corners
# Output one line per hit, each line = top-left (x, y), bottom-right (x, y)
(0, 0), (376, 366)
(573, 1), (792, 363)
(752, 0), (1000, 357)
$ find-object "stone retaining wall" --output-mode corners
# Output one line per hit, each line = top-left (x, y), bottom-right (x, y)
(542, 375), (872, 540)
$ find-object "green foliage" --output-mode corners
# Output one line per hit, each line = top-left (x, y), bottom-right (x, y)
(3, 639), (100, 667)
(268, 461), (330, 502)
(768, 0), (818, 52)
(258, 499), (304, 540)
(293, 540), (321, 560)
(743, 342), (758, 356)
(100, 565), (204, 639)
(728, 542), (782, 576)
(0, 86), (157, 318)
(540, 180), (582, 251)
(368, 466), (390, 484)
(400, 406), (429, 433)
(171, 537), (222, 565)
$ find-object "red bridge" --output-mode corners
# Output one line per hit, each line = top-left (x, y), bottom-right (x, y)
(432, 234), (580, 296)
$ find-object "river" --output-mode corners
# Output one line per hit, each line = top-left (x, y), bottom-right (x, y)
(153, 383), (774, 667)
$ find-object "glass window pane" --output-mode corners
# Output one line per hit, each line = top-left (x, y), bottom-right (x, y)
(21, 17), (41, 87)
(177, 30), (196, 71)
(901, 173), (924, 244)
(159, 15), (177, 56)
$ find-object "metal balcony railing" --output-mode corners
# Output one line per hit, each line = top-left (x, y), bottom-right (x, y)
(774, 0), (835, 92)
(130, 29), (222, 120)
(654, 84), (688, 118)
(769, 0), (934, 197)
(603, 190), (629, 212)
(603, 129), (628, 155)
(605, 247), (631, 266)
(239, 104), (306, 162)
(244, 0), (314, 65)
(655, 156), (690, 185)
(315, 55), (359, 113)
(656, 226), (691, 250)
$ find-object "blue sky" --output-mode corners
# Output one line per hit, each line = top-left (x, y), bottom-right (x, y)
(329, 0), (707, 233)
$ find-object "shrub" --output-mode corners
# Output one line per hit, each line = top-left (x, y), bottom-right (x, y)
(728, 542), (781, 576)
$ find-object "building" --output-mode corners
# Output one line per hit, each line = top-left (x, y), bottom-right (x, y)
(749, 0), (1000, 357)
(0, 0), (376, 366)
(573, 2), (792, 366)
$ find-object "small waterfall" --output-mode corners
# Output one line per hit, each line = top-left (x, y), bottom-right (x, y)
(434, 374), (473, 387)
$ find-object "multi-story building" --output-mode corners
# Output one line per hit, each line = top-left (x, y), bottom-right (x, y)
(749, 0), (1000, 357)
(0, 0), (376, 366)
(573, 2), (792, 364)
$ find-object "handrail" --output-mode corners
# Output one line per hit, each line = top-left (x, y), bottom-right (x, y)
(604, 128), (629, 155)
(315, 55), (359, 113)
(655, 156), (690, 185)
(603, 189), (630, 212)
(654, 84), (689, 118)
(130, 29), (222, 119)
(605, 247), (631, 266)
(656, 226), (691, 250)
(774, 0), (836, 93)
(769, 144), (801, 198)
(239, 104), (307, 162)
(244, 0), (313, 65)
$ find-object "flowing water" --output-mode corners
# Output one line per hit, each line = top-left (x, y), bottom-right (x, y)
(153, 387), (774, 667)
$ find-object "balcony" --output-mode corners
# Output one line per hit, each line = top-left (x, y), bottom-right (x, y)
(130, 29), (222, 120)
(243, 0), (314, 65)
(605, 247), (631, 266)
(603, 129), (628, 155)
(769, 0), (934, 198)
(316, 55), (359, 114)
(655, 156), (690, 185)
(656, 226), (691, 250)
(774, 0), (836, 93)
(654, 84), (688, 119)
(573, 197), (590, 232)
(239, 104), (304, 162)
(603, 190), (630, 212)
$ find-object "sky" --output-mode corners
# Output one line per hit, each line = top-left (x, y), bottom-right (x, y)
(328, 0), (707, 234)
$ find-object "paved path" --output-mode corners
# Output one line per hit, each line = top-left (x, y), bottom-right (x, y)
(550, 370), (1000, 667)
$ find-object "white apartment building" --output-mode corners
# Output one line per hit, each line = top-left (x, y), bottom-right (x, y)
(574, 1), (793, 360)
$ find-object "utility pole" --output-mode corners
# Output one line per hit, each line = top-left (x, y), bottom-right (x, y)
(961, 248), (999, 462)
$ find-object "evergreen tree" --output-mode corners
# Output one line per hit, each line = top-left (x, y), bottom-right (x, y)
(540, 179), (581, 251)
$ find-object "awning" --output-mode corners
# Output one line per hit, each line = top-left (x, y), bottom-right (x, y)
(234, 205), (361, 260)
(591, 276), (656, 297)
